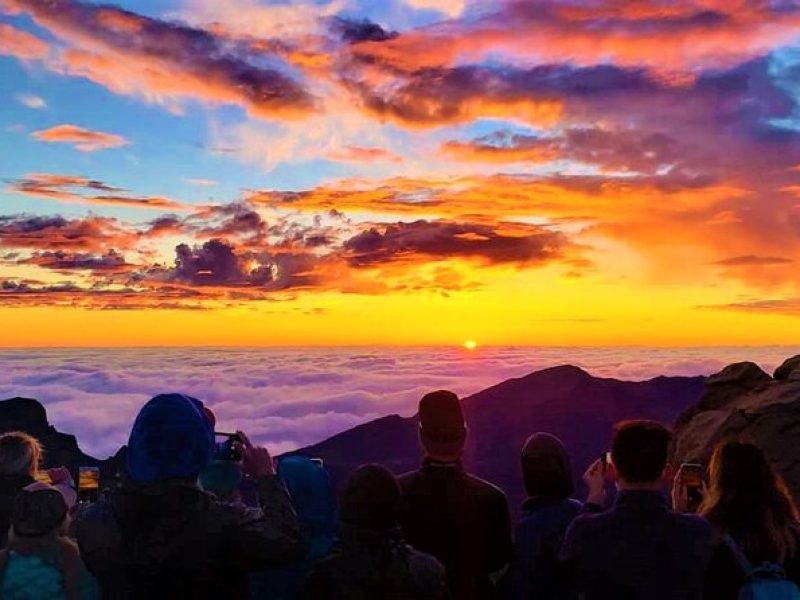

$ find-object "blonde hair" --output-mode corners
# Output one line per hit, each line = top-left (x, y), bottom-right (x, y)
(0, 432), (42, 476)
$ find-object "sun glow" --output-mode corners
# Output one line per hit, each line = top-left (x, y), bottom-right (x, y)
(464, 340), (478, 351)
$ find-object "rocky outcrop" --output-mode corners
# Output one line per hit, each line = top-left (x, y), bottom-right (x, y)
(673, 355), (800, 501)
(0, 397), (123, 483)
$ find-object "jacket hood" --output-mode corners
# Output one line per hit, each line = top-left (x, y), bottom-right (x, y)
(277, 455), (338, 560)
(126, 394), (214, 483)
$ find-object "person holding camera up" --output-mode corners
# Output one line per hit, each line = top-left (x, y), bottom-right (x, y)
(75, 393), (301, 599)
(560, 420), (713, 600)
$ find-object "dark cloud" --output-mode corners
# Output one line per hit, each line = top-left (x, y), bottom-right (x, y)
(0, 214), (132, 250)
(20, 250), (129, 272)
(142, 238), (320, 291)
(192, 203), (268, 243)
(343, 220), (568, 266)
(331, 17), (398, 43)
(443, 127), (691, 174)
(713, 255), (794, 266)
(349, 63), (666, 127)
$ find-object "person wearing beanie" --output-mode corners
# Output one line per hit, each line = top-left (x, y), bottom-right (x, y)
(510, 433), (582, 600)
(74, 393), (301, 599)
(0, 482), (97, 599)
(398, 390), (513, 600)
(304, 464), (448, 599)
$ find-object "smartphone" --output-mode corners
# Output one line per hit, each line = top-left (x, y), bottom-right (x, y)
(680, 463), (705, 511)
(33, 470), (52, 484)
(78, 466), (100, 503)
(213, 432), (243, 462)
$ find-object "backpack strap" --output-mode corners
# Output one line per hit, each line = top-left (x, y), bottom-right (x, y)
(723, 533), (754, 575)
(55, 538), (82, 600)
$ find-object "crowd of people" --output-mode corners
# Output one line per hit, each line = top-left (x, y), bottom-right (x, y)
(0, 390), (797, 599)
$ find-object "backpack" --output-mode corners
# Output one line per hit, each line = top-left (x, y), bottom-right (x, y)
(724, 534), (800, 600)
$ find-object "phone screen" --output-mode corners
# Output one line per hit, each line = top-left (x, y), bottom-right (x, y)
(78, 466), (100, 502)
(681, 463), (704, 511)
(33, 471), (52, 484)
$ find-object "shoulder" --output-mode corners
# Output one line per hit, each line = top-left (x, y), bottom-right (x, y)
(671, 512), (713, 537)
(397, 469), (423, 488)
(405, 546), (446, 574)
(564, 508), (613, 538)
(463, 472), (508, 503)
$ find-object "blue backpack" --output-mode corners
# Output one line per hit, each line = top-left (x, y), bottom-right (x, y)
(724, 534), (800, 600)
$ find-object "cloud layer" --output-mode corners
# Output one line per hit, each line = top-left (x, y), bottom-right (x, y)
(2, 346), (797, 458)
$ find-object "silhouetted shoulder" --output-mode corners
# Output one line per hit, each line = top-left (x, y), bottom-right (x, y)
(670, 511), (714, 538)
(463, 472), (509, 502)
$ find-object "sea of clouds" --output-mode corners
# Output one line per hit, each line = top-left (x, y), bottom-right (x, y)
(1, 346), (798, 458)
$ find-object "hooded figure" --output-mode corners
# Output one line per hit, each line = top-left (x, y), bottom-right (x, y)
(304, 464), (449, 600)
(75, 393), (301, 599)
(250, 455), (338, 599)
(510, 433), (581, 600)
(0, 483), (97, 600)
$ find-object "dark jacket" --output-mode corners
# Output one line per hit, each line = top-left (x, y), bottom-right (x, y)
(0, 473), (34, 548)
(560, 490), (713, 600)
(704, 529), (800, 600)
(511, 498), (582, 600)
(304, 526), (449, 600)
(398, 460), (513, 600)
(75, 476), (301, 599)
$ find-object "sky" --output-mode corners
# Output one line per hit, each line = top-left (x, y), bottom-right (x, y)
(1, 0), (800, 346)
(3, 346), (798, 456)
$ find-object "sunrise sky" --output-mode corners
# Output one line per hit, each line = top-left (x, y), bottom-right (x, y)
(1, 0), (800, 346)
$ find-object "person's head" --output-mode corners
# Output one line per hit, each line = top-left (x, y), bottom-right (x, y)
(701, 440), (799, 560)
(126, 393), (214, 484)
(339, 464), (401, 533)
(521, 433), (574, 503)
(418, 390), (467, 462)
(10, 482), (70, 541)
(276, 456), (338, 558)
(610, 420), (673, 489)
(0, 432), (42, 477)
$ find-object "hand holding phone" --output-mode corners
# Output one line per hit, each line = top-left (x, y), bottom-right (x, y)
(583, 455), (609, 506)
(672, 463), (706, 513)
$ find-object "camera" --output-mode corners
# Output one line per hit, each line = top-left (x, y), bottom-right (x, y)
(213, 432), (243, 462)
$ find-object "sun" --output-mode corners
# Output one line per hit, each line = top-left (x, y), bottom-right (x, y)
(464, 340), (478, 351)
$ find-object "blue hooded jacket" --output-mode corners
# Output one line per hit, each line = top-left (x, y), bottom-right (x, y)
(126, 394), (214, 483)
(250, 455), (338, 600)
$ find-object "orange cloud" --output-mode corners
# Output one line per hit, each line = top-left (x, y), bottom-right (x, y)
(0, 23), (48, 60)
(9, 173), (188, 210)
(348, 2), (800, 74)
(32, 124), (129, 152)
(9, 0), (315, 119)
(327, 146), (404, 163)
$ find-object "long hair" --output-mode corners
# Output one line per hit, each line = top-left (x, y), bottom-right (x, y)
(700, 440), (800, 562)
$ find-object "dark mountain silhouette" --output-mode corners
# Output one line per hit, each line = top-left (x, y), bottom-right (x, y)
(0, 397), (124, 484)
(295, 365), (706, 512)
(0, 366), (706, 513)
